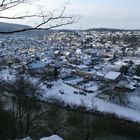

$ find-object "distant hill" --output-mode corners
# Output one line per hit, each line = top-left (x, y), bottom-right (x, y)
(56, 29), (81, 32)
(0, 22), (140, 36)
(84, 28), (140, 32)
(0, 22), (31, 32)
(54, 28), (140, 33)
(0, 22), (52, 36)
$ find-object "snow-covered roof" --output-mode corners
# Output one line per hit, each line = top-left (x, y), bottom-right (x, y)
(75, 64), (88, 70)
(118, 81), (136, 90)
(104, 71), (121, 80)
(61, 68), (72, 74)
(28, 61), (45, 69)
(40, 135), (63, 140)
(123, 83), (135, 90)
(133, 75), (140, 80)
(86, 85), (98, 91)
(94, 71), (104, 77)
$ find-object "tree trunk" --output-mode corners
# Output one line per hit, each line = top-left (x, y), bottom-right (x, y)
(25, 113), (30, 134)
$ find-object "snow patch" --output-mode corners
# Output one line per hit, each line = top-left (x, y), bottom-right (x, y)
(40, 135), (63, 140)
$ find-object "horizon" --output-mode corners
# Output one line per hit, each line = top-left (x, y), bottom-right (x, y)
(0, 0), (140, 30)
(1, 21), (140, 31)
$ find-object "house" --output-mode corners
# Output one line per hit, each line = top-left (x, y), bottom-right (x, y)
(104, 71), (122, 83)
(117, 81), (136, 91)
(54, 56), (68, 68)
(94, 71), (104, 81)
(72, 70), (93, 79)
(74, 64), (89, 71)
(44, 64), (55, 75)
(133, 75), (140, 81)
(60, 68), (72, 79)
(70, 64), (93, 79)
(28, 60), (46, 72)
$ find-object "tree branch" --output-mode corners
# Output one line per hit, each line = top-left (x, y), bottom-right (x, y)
(0, 0), (78, 34)
(0, 0), (28, 11)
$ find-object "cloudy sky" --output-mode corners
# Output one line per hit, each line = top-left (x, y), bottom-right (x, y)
(1, 0), (140, 29)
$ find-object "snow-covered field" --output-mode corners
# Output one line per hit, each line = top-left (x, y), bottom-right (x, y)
(1, 68), (140, 123)
(127, 95), (140, 110)
(40, 135), (63, 140)
(20, 135), (63, 140)
(41, 80), (140, 123)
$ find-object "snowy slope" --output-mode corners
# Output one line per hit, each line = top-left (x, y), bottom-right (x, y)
(19, 135), (63, 140)
(128, 95), (140, 110)
(40, 135), (63, 140)
(41, 80), (140, 123)
(0, 22), (30, 32)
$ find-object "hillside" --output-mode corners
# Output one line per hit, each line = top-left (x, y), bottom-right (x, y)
(0, 22), (31, 32)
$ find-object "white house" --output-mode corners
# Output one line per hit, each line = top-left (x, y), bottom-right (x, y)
(28, 60), (46, 71)
(104, 71), (122, 82)
(74, 64), (89, 71)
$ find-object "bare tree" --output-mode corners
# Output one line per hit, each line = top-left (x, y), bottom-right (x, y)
(0, 0), (77, 34)
(0, 76), (42, 135)
(0, 0), (28, 11)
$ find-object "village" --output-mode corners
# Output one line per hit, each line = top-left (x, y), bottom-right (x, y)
(1, 30), (140, 122)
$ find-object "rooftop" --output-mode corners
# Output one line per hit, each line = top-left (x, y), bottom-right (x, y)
(104, 71), (121, 80)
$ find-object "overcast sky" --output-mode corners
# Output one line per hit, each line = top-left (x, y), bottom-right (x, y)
(1, 0), (140, 29)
